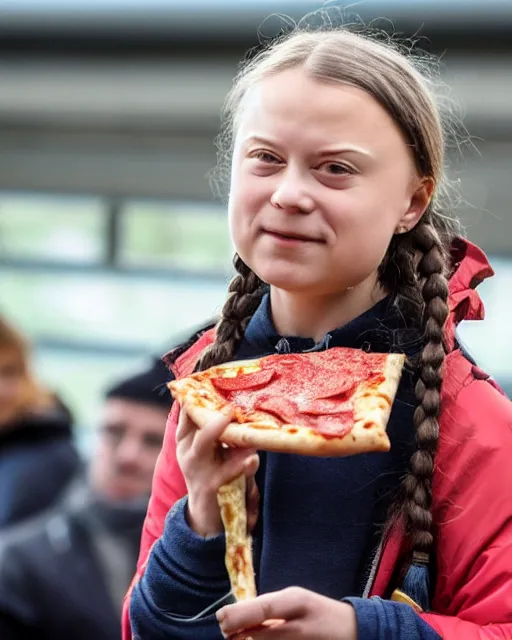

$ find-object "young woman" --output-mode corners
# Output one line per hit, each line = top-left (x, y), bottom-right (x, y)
(123, 25), (512, 640)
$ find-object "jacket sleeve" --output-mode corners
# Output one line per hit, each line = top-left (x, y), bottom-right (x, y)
(417, 373), (512, 640)
(345, 598), (441, 640)
(129, 497), (230, 640)
(122, 402), (188, 640)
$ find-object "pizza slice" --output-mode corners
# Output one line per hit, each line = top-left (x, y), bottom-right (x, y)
(170, 347), (405, 457)
(169, 347), (405, 603)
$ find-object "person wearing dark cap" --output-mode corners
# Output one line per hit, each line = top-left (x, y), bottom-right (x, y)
(0, 358), (173, 640)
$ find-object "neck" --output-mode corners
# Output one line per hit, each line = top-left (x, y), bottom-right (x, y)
(270, 274), (387, 343)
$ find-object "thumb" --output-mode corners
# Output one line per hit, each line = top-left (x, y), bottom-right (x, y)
(192, 407), (234, 456)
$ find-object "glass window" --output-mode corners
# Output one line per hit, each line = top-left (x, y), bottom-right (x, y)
(1, 267), (227, 452)
(0, 192), (106, 263)
(0, 270), (227, 350)
(121, 200), (233, 274)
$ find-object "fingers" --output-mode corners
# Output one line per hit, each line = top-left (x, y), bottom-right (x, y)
(176, 405), (232, 448)
(217, 588), (308, 637)
(243, 453), (260, 478)
(215, 451), (259, 489)
(226, 618), (286, 640)
(175, 407), (198, 449)
(176, 403), (261, 535)
(192, 407), (234, 457)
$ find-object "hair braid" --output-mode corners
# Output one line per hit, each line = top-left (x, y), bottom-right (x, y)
(379, 231), (422, 326)
(196, 255), (265, 371)
(401, 220), (450, 555)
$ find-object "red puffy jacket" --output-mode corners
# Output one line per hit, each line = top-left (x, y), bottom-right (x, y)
(123, 239), (512, 640)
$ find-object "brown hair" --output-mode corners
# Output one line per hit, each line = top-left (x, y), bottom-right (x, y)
(0, 316), (54, 418)
(199, 20), (464, 582)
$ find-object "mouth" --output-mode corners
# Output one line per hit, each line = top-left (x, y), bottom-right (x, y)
(262, 227), (323, 243)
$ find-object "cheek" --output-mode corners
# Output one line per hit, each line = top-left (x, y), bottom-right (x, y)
(89, 446), (111, 483)
(324, 194), (398, 273)
(95, 443), (112, 468)
(326, 190), (400, 239)
(228, 175), (263, 248)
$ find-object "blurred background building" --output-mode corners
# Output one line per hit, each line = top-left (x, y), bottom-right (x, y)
(0, 0), (510, 450)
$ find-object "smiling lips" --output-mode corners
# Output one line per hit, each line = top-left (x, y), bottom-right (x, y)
(263, 227), (323, 243)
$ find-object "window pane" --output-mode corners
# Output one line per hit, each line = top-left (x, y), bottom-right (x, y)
(0, 192), (106, 263)
(0, 270), (226, 350)
(121, 201), (232, 273)
(2, 268), (227, 450)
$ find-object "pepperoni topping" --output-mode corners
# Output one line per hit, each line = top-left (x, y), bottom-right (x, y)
(212, 368), (275, 391)
(209, 347), (388, 438)
(300, 397), (353, 416)
(254, 395), (298, 424)
(311, 415), (353, 439)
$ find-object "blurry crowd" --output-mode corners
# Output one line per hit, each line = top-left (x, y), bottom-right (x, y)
(0, 314), (175, 639)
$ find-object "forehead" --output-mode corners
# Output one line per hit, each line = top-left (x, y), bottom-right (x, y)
(236, 67), (407, 153)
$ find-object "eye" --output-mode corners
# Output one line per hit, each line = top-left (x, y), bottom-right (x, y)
(252, 151), (282, 164)
(103, 424), (125, 444)
(318, 162), (354, 176)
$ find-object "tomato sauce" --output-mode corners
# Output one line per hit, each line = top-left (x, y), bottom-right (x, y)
(210, 348), (388, 438)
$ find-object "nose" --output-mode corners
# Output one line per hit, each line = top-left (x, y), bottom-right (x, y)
(270, 167), (315, 214)
(115, 435), (142, 468)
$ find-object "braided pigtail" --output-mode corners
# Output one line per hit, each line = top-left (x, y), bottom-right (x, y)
(378, 230), (423, 327)
(395, 219), (450, 610)
(196, 254), (265, 371)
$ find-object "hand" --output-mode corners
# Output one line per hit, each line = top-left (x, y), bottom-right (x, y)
(176, 407), (260, 538)
(216, 587), (357, 640)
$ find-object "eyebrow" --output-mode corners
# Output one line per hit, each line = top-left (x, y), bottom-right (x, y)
(317, 145), (375, 160)
(244, 136), (375, 160)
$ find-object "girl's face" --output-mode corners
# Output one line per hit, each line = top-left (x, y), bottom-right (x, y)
(229, 67), (431, 297)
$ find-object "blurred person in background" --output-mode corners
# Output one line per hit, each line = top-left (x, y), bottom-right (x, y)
(0, 315), (80, 528)
(0, 356), (172, 640)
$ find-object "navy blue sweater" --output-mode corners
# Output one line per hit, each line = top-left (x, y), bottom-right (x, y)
(130, 295), (441, 640)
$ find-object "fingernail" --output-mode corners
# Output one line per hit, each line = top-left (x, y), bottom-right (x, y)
(216, 608), (225, 623)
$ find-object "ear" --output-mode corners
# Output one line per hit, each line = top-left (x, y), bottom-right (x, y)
(397, 177), (435, 232)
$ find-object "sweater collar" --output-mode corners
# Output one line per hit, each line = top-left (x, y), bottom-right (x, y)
(237, 292), (423, 360)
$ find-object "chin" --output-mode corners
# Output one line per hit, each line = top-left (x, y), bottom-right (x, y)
(255, 263), (321, 293)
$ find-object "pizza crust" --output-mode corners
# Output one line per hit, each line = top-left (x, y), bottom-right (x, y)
(182, 403), (390, 455)
(217, 475), (256, 601)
